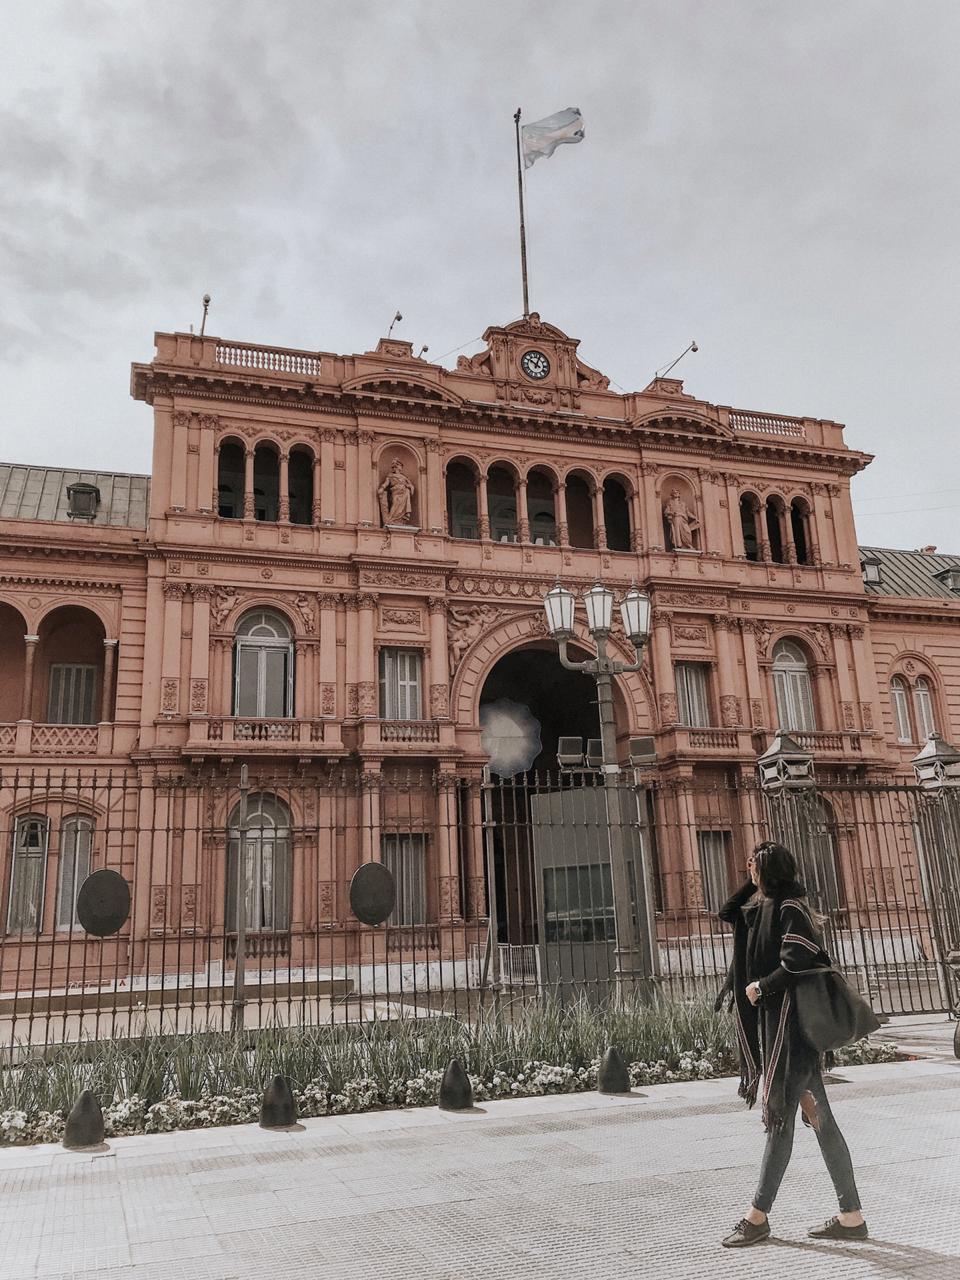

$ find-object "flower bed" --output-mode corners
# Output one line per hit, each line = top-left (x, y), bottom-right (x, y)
(0, 996), (899, 1146)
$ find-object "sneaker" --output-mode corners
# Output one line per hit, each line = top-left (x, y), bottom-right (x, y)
(808, 1216), (868, 1240)
(721, 1218), (771, 1248)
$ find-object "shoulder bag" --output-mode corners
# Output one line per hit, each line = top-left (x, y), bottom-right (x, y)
(793, 966), (881, 1053)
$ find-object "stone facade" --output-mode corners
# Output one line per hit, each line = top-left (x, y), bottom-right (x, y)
(1, 313), (959, 992)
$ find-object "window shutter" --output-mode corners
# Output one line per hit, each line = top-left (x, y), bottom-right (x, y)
(891, 678), (913, 743)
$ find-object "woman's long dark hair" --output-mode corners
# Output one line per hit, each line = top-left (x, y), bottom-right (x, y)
(752, 841), (799, 898)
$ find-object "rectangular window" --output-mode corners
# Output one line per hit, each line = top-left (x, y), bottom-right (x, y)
(47, 665), (97, 724)
(542, 863), (616, 943)
(914, 683), (936, 740)
(697, 830), (731, 914)
(773, 669), (817, 732)
(381, 834), (427, 925)
(675, 663), (711, 728)
(7, 816), (49, 933)
(56, 818), (93, 930)
(891, 681), (913, 743)
(379, 649), (422, 720)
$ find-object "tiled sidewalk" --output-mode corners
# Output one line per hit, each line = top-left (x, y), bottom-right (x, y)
(1, 1034), (957, 1279)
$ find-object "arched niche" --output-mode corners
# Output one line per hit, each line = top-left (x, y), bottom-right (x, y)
(376, 445), (420, 529)
(660, 474), (701, 552)
(0, 602), (27, 722)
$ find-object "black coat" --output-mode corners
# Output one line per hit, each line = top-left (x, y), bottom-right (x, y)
(718, 877), (827, 1130)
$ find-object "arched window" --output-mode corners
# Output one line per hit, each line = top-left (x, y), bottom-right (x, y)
(445, 461), (479, 539)
(890, 675), (913, 743)
(806, 797), (843, 916)
(56, 816), (93, 931)
(564, 474), (594, 548)
(227, 794), (292, 932)
(234, 610), (294, 718)
(740, 495), (761, 561)
(288, 448), (314, 525)
(487, 466), (518, 542)
(790, 499), (811, 565)
(7, 814), (49, 933)
(914, 677), (936, 740)
(253, 445), (280, 522)
(527, 469), (557, 545)
(772, 640), (816, 732)
(217, 441), (245, 519)
(602, 478), (632, 552)
(765, 499), (785, 563)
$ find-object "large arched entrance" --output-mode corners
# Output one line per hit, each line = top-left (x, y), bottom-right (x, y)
(477, 639), (646, 995)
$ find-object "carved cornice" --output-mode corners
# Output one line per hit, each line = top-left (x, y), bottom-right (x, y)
(0, 573), (126, 593)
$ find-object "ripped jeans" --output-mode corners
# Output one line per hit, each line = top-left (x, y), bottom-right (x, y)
(752, 1070), (862, 1214)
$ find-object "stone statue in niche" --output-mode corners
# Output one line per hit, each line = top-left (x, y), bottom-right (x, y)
(663, 488), (700, 551)
(378, 459), (416, 527)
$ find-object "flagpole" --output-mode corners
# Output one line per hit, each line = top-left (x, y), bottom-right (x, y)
(513, 107), (530, 318)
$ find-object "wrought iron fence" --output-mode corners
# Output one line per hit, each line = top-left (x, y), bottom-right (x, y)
(0, 762), (955, 1051)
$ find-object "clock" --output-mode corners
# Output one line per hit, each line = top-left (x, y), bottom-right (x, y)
(520, 349), (551, 380)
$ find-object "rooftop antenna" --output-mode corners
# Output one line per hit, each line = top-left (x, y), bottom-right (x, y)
(199, 294), (211, 337)
(387, 310), (403, 338)
(655, 340), (698, 380)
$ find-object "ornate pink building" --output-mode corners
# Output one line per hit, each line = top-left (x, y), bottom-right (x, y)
(1, 312), (958, 1022)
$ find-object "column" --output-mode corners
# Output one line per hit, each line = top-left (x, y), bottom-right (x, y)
(591, 483), (607, 550)
(847, 623), (884, 737)
(462, 771), (487, 920)
(651, 610), (677, 725)
(242, 448), (255, 520)
(554, 483), (569, 547)
(782, 506), (797, 565)
(516, 478), (530, 542)
(477, 471), (490, 540)
(629, 487), (643, 552)
(21, 635), (39, 720)
(357, 593), (377, 717)
(320, 429), (336, 525)
(160, 584), (185, 715)
(425, 439), (443, 534)
(435, 770), (461, 921)
(294, 641), (308, 718)
(100, 639), (118, 722)
(428, 597), (449, 719)
(356, 431), (375, 526)
(211, 442), (222, 514)
(278, 452), (290, 523)
(197, 415), (217, 515)
(311, 454), (323, 526)
(343, 431), (358, 526)
(188, 586), (211, 720)
(712, 616), (742, 727)
(758, 501), (772, 563)
(726, 478), (744, 555)
(318, 594), (338, 717)
(169, 411), (189, 512)
(640, 463), (660, 549)
(359, 766), (381, 864)
(739, 619), (765, 729)
(343, 594), (359, 718)
(830, 623), (857, 732)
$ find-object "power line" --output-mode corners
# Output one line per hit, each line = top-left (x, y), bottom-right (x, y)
(853, 486), (960, 504)
(855, 503), (960, 517)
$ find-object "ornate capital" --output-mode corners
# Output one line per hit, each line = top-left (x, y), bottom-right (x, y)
(651, 608), (672, 627)
(424, 438), (443, 454)
(357, 592), (377, 611)
(163, 582), (187, 600)
(173, 410), (191, 428)
(427, 596), (446, 615)
(198, 413), (219, 431)
(357, 430), (376, 446)
(321, 428), (337, 444)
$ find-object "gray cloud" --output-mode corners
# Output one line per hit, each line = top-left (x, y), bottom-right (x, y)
(0, 0), (958, 548)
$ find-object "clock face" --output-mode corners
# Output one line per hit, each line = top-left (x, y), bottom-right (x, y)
(520, 349), (551, 380)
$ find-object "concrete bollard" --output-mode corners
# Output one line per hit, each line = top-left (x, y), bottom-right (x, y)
(438, 1059), (474, 1111)
(597, 1046), (632, 1095)
(260, 1075), (298, 1129)
(63, 1090), (105, 1149)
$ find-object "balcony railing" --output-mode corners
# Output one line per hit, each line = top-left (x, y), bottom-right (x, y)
(205, 718), (325, 745)
(729, 411), (805, 439)
(687, 729), (740, 751)
(0, 722), (112, 756)
(215, 343), (321, 376)
(379, 720), (441, 743)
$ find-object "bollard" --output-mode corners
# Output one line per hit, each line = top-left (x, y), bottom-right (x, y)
(63, 1090), (105, 1149)
(597, 1046), (631, 1095)
(438, 1059), (474, 1111)
(260, 1075), (298, 1129)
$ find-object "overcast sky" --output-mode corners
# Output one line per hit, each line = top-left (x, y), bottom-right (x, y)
(1, 1), (958, 551)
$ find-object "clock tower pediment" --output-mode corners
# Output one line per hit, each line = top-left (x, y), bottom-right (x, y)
(457, 312), (610, 410)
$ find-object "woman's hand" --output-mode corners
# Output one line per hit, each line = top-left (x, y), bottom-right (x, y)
(745, 982), (762, 1006)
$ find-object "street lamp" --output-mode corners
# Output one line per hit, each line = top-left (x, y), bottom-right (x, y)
(543, 581), (655, 1000)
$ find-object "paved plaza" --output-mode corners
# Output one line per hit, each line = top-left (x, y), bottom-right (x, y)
(1, 1018), (957, 1280)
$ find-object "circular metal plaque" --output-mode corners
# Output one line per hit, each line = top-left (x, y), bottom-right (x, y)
(349, 862), (396, 926)
(76, 869), (132, 937)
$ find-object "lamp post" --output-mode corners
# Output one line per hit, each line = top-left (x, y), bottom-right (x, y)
(543, 582), (654, 1000)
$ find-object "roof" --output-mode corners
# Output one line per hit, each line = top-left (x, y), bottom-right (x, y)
(0, 464), (150, 529)
(859, 545), (960, 600)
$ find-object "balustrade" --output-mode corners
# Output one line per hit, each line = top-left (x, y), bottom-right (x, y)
(215, 343), (321, 376)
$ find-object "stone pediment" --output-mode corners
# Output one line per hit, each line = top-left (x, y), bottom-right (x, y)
(342, 372), (465, 407)
(629, 406), (733, 440)
(457, 312), (610, 410)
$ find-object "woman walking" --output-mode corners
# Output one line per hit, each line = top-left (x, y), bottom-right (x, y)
(718, 840), (868, 1248)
